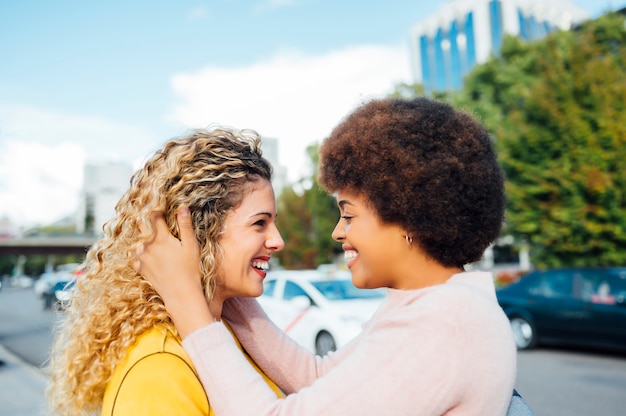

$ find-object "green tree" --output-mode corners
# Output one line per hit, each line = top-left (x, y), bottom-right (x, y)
(391, 13), (626, 267)
(495, 14), (626, 267)
(275, 144), (340, 269)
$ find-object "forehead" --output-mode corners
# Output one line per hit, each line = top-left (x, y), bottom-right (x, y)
(229, 179), (275, 214)
(335, 189), (369, 208)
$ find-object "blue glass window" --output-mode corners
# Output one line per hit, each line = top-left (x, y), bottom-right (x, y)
(518, 10), (528, 40)
(420, 34), (432, 92)
(434, 28), (447, 91)
(489, 0), (503, 55)
(465, 12), (476, 68)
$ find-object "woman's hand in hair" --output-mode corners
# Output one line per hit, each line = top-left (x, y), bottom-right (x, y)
(135, 207), (215, 338)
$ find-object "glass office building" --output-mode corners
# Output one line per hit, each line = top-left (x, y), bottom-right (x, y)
(411, 0), (589, 92)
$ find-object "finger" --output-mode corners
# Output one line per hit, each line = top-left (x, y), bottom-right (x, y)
(131, 244), (144, 273)
(150, 211), (170, 243)
(131, 257), (141, 273)
(177, 206), (197, 248)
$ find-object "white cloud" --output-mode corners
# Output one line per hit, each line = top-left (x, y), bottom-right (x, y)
(168, 44), (412, 182)
(0, 45), (412, 229)
(252, 0), (298, 14)
(0, 140), (84, 228)
(187, 5), (210, 20)
(0, 104), (162, 228)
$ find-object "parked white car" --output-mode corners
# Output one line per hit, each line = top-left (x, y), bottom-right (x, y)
(258, 269), (385, 356)
(34, 271), (60, 298)
(34, 263), (82, 309)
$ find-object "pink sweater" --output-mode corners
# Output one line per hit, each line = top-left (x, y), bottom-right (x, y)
(183, 271), (517, 415)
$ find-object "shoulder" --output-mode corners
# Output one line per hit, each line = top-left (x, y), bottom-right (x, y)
(130, 325), (191, 363)
(379, 271), (510, 338)
(385, 272), (496, 309)
(102, 325), (209, 415)
(367, 273), (516, 410)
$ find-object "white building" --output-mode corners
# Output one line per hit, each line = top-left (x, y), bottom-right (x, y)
(0, 216), (16, 238)
(261, 136), (288, 195)
(74, 137), (285, 235)
(410, 0), (589, 92)
(76, 162), (133, 235)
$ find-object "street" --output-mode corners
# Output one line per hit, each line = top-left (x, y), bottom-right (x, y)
(1, 285), (626, 415)
(0, 285), (60, 368)
(515, 347), (626, 415)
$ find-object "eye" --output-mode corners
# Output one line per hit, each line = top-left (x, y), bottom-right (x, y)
(253, 219), (267, 227)
(341, 215), (353, 224)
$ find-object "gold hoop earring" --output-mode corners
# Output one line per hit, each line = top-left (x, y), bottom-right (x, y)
(405, 235), (413, 248)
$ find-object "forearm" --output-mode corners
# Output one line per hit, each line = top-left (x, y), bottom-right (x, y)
(163, 284), (215, 339)
(223, 297), (324, 392)
(182, 317), (458, 416)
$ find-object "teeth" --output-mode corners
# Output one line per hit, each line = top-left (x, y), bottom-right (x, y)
(344, 250), (358, 260)
(251, 260), (269, 271)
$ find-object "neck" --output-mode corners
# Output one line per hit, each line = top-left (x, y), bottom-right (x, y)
(209, 298), (224, 319)
(393, 250), (463, 290)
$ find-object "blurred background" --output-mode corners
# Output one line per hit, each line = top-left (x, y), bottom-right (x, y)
(1, 1), (626, 415)
(1, 0), (623, 277)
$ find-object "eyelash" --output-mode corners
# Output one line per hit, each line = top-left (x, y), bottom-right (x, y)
(341, 215), (353, 223)
(254, 220), (267, 227)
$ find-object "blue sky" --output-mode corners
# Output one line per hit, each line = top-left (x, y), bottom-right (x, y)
(0, 0), (621, 229)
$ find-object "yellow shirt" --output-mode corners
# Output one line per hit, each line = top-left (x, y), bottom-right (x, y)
(102, 323), (283, 415)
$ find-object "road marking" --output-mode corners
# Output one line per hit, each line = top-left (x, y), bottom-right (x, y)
(283, 307), (310, 333)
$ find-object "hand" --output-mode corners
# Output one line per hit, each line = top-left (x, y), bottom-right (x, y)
(135, 207), (215, 338)
(135, 207), (201, 296)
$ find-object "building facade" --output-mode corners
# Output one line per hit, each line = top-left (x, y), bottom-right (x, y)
(76, 162), (133, 235)
(260, 136), (288, 195)
(410, 0), (589, 92)
(74, 137), (286, 236)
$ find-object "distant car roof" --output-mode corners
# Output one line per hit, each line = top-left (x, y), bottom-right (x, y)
(267, 269), (351, 281)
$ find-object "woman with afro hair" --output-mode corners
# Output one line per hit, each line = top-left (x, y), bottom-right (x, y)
(136, 97), (521, 415)
(47, 126), (285, 415)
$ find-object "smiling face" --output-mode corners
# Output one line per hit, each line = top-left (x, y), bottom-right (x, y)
(331, 189), (408, 289)
(331, 189), (465, 290)
(214, 178), (284, 302)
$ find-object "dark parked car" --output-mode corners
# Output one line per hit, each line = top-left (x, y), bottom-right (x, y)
(497, 267), (626, 352)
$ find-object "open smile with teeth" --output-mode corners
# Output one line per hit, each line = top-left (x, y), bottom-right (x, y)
(344, 250), (358, 261)
(251, 259), (270, 271)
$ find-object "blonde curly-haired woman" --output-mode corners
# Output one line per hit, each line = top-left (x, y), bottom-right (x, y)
(47, 126), (285, 416)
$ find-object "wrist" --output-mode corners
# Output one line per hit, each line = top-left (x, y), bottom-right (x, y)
(165, 290), (216, 339)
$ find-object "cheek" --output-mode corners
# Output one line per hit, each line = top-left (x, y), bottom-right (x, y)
(219, 250), (240, 279)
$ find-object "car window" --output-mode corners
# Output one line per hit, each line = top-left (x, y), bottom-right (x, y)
(263, 279), (277, 297)
(608, 270), (626, 298)
(528, 270), (574, 298)
(579, 269), (613, 303)
(311, 280), (385, 300)
(283, 281), (308, 300)
(574, 269), (626, 304)
(590, 269), (626, 304)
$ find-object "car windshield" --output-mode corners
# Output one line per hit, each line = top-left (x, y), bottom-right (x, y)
(311, 279), (385, 301)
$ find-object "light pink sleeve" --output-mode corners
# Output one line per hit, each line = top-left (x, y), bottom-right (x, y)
(183, 284), (517, 416)
(220, 297), (351, 393)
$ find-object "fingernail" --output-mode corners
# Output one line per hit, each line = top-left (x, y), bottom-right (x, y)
(180, 207), (190, 217)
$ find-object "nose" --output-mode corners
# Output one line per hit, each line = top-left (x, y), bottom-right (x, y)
(267, 223), (285, 252)
(331, 219), (345, 242)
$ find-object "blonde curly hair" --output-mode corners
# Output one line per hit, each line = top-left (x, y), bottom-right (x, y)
(46, 126), (272, 416)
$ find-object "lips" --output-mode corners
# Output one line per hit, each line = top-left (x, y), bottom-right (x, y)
(251, 256), (270, 278)
(342, 245), (358, 268)
(344, 250), (358, 261)
(251, 258), (270, 271)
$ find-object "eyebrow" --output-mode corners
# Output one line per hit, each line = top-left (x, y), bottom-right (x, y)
(337, 200), (354, 209)
(249, 211), (274, 219)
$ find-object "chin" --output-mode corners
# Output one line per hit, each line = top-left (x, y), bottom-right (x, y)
(247, 285), (264, 298)
(350, 276), (367, 289)
(351, 272), (375, 290)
